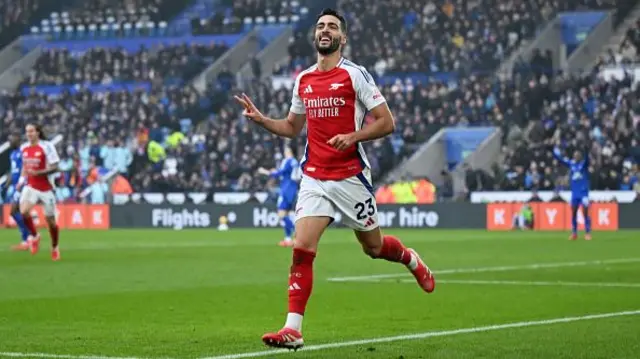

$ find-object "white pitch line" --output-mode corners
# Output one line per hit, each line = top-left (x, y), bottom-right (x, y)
(0, 353), (148, 359)
(201, 309), (640, 359)
(411, 279), (640, 288)
(327, 258), (640, 282)
(2, 310), (639, 359)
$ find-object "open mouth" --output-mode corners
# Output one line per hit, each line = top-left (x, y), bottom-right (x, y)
(319, 35), (331, 45)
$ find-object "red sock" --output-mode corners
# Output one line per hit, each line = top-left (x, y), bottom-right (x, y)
(288, 248), (316, 315)
(49, 225), (59, 249)
(22, 214), (38, 236)
(377, 235), (412, 265)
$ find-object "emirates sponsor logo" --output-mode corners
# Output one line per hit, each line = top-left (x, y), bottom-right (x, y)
(304, 96), (347, 119)
(303, 96), (346, 109)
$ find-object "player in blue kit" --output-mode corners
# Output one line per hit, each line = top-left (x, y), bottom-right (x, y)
(258, 147), (301, 247)
(552, 143), (592, 241)
(7, 132), (31, 250)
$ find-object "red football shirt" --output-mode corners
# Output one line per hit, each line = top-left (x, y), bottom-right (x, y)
(21, 140), (60, 191)
(290, 57), (387, 181)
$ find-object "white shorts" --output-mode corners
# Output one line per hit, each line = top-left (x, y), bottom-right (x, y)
(295, 169), (378, 231)
(20, 186), (57, 217)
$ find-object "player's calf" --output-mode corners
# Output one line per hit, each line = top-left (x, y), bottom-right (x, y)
(19, 199), (38, 236)
(10, 204), (29, 244)
(356, 229), (410, 263)
(19, 202), (41, 255)
(582, 205), (592, 238)
(278, 210), (295, 245)
(46, 216), (60, 260)
(357, 230), (435, 293)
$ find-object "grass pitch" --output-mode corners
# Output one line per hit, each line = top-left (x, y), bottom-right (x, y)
(1, 229), (639, 358)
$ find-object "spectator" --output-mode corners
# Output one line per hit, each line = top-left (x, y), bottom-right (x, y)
(21, 43), (229, 87)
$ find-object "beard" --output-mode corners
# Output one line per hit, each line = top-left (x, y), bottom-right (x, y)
(314, 35), (341, 55)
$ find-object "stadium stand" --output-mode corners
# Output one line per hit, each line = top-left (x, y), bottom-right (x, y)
(0, 0), (77, 48)
(601, 19), (640, 65)
(190, 0), (306, 36)
(494, 71), (640, 192)
(20, 42), (229, 87)
(28, 0), (195, 38)
(278, 0), (620, 77)
(1, 0), (639, 205)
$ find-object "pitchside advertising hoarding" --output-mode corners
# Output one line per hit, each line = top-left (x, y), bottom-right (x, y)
(1, 197), (637, 230)
(107, 203), (487, 230)
(486, 202), (619, 231)
(1, 204), (110, 229)
(475, 190), (633, 231)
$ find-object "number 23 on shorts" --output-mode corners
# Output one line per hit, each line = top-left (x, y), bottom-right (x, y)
(354, 198), (376, 220)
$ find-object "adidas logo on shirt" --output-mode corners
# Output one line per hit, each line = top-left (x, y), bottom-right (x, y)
(303, 85), (313, 94)
(289, 282), (302, 291)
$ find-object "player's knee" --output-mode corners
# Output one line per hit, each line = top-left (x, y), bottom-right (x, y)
(292, 231), (321, 251)
(362, 242), (382, 259)
(293, 237), (316, 252)
(45, 216), (57, 227)
(19, 205), (30, 216)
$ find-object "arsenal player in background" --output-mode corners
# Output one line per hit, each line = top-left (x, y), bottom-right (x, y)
(235, 8), (435, 350)
(17, 123), (61, 261)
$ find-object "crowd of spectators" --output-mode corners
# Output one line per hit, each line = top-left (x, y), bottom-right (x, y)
(190, 14), (244, 36)
(35, 0), (190, 32)
(191, 0), (305, 36)
(598, 19), (640, 66)
(1, 0), (640, 205)
(21, 42), (229, 87)
(0, 83), (215, 202)
(465, 71), (640, 194)
(0, 0), (75, 48)
(484, 3), (640, 194)
(279, 0), (619, 77)
(228, 0), (301, 21)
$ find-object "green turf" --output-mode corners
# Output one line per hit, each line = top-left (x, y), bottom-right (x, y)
(0, 229), (639, 358)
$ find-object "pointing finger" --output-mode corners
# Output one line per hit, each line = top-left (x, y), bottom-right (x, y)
(234, 95), (248, 108)
(242, 93), (256, 108)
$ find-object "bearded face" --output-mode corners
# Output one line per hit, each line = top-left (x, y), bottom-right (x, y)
(314, 31), (341, 55)
(314, 15), (345, 56)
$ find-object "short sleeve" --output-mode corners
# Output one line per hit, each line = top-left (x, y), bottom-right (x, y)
(43, 142), (60, 165)
(353, 66), (386, 111)
(289, 73), (306, 115)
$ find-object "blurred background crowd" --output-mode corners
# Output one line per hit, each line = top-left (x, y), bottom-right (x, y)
(0, 0), (639, 205)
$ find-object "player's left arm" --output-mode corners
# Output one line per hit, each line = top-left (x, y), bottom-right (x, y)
(269, 169), (284, 178)
(272, 159), (295, 178)
(582, 147), (590, 170)
(32, 143), (60, 176)
(257, 166), (279, 177)
(7, 151), (20, 186)
(327, 68), (394, 150)
(16, 166), (26, 190)
(350, 102), (395, 143)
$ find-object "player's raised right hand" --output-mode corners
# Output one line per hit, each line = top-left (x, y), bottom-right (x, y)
(234, 93), (265, 123)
